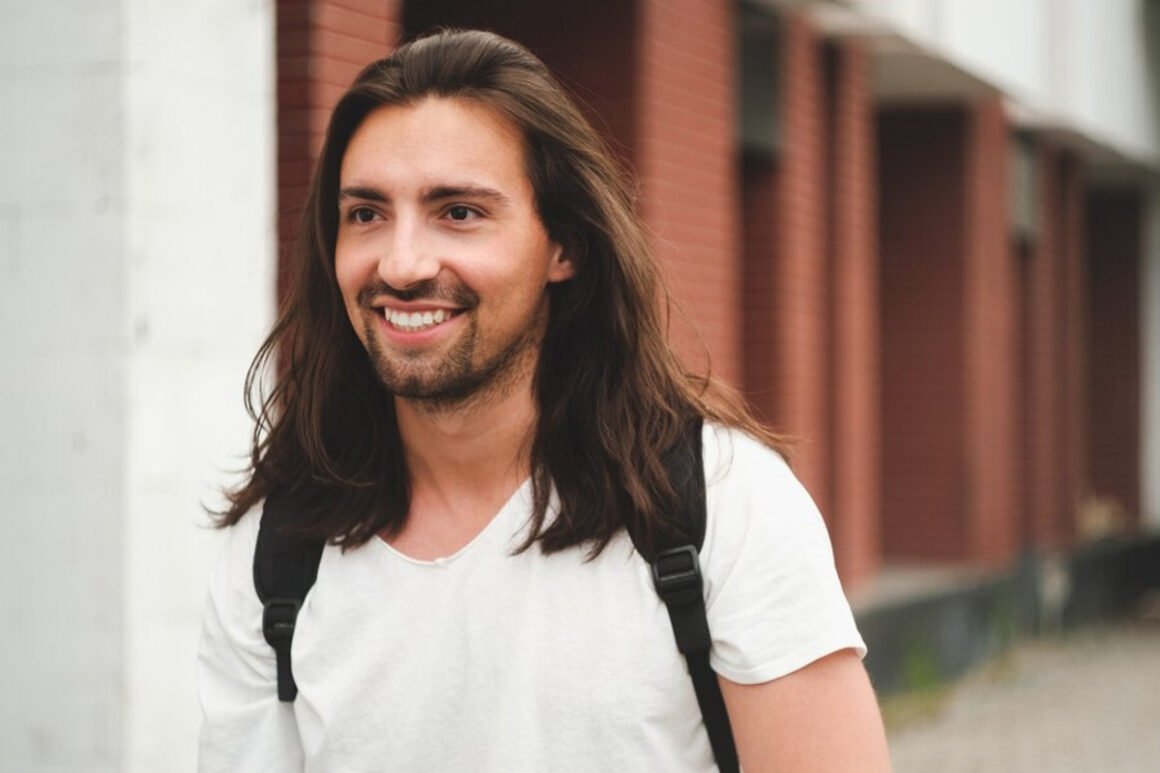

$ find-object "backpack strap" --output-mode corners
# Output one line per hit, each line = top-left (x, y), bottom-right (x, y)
(253, 488), (326, 702)
(640, 419), (740, 773)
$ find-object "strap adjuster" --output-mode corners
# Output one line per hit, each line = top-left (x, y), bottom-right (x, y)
(263, 598), (303, 701)
(651, 545), (703, 606)
(262, 598), (301, 646)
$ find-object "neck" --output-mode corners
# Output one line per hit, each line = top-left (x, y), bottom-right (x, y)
(395, 371), (538, 516)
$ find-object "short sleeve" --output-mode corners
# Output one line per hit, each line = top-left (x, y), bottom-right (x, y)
(197, 508), (305, 772)
(700, 425), (866, 685)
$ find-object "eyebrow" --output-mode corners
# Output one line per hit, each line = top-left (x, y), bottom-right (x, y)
(337, 184), (510, 206)
(338, 186), (388, 203)
(422, 185), (509, 205)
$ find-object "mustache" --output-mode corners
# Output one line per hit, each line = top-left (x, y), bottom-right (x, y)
(357, 278), (480, 308)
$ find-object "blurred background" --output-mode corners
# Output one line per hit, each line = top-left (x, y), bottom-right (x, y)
(2, 0), (1158, 770)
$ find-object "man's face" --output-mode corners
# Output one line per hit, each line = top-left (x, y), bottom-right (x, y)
(335, 97), (574, 407)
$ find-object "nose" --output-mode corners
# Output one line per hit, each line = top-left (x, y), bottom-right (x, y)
(377, 215), (439, 290)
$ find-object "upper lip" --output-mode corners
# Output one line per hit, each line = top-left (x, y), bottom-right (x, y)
(371, 299), (463, 313)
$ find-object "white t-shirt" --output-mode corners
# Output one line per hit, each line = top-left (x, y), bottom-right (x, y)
(198, 424), (865, 772)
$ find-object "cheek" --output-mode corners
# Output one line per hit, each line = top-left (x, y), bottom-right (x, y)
(333, 243), (372, 341)
(334, 240), (366, 306)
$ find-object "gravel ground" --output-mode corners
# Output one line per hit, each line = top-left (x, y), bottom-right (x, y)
(887, 620), (1160, 772)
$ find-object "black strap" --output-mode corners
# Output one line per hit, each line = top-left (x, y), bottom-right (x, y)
(643, 420), (740, 773)
(254, 488), (326, 702)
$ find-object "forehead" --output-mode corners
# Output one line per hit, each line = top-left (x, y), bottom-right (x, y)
(340, 97), (531, 194)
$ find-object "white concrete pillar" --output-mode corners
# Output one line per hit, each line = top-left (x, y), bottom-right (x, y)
(0, 1), (276, 770)
(121, 1), (276, 770)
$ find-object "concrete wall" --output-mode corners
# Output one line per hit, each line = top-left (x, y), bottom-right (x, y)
(0, 0), (276, 770)
(1, 3), (127, 769)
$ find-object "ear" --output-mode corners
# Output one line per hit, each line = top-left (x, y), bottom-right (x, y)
(546, 242), (576, 283)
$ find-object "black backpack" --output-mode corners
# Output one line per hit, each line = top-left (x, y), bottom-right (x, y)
(254, 420), (739, 772)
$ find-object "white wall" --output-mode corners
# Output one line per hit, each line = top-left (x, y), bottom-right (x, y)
(939, 0), (1048, 103)
(1, 2), (127, 770)
(850, 0), (1160, 167)
(0, 0), (276, 770)
(1055, 0), (1158, 165)
(121, 0), (276, 770)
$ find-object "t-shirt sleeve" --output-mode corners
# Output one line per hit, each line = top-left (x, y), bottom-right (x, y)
(700, 425), (866, 685)
(197, 508), (305, 773)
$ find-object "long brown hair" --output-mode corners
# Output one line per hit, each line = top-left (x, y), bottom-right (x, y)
(222, 29), (785, 556)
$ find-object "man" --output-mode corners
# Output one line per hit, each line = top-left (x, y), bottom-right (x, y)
(199, 29), (890, 772)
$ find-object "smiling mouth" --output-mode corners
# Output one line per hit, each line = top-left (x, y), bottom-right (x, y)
(382, 307), (462, 333)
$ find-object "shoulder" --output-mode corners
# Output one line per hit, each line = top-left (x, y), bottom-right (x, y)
(204, 504), (266, 627)
(697, 423), (865, 682)
(700, 422), (805, 524)
(698, 421), (829, 562)
(701, 422), (789, 475)
(698, 422), (833, 570)
(199, 504), (274, 696)
(220, 503), (265, 571)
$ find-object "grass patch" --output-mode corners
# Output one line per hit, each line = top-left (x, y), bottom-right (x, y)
(879, 685), (952, 733)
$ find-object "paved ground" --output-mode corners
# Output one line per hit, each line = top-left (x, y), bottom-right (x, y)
(886, 619), (1160, 772)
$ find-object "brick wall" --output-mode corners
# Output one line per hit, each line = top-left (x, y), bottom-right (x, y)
(878, 107), (969, 560)
(1058, 154), (1087, 542)
(963, 97), (1018, 564)
(276, 0), (400, 293)
(878, 99), (1019, 565)
(742, 154), (781, 422)
(403, 0), (637, 164)
(1021, 146), (1085, 549)
(825, 41), (880, 585)
(1020, 145), (1050, 549)
(637, 0), (741, 385)
(1086, 188), (1142, 529)
(742, 13), (830, 516)
(738, 15), (881, 586)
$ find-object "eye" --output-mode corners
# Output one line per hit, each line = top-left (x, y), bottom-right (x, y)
(348, 206), (379, 224)
(446, 205), (480, 222)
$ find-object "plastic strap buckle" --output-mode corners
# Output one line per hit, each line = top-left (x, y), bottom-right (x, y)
(651, 545), (703, 607)
(262, 598), (301, 647)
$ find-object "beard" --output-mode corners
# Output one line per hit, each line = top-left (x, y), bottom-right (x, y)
(356, 278), (547, 412)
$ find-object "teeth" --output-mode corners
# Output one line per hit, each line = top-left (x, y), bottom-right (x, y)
(384, 308), (453, 332)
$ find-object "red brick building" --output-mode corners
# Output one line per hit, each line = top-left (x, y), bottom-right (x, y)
(274, 0), (1152, 592)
